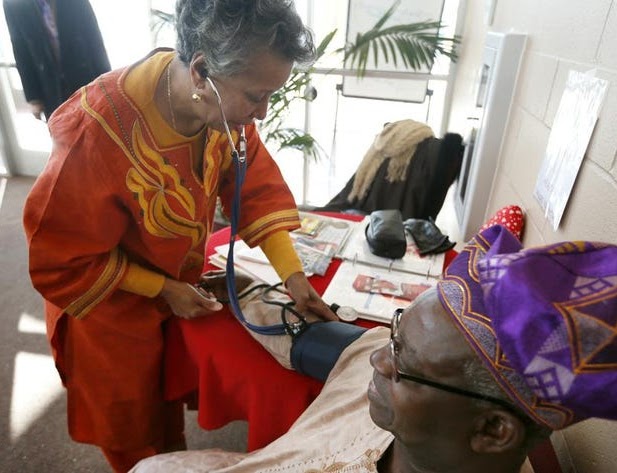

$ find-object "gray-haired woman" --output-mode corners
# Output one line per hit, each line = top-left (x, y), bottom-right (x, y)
(23, 1), (336, 471)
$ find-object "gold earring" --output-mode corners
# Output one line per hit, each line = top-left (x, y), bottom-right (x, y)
(192, 92), (202, 103)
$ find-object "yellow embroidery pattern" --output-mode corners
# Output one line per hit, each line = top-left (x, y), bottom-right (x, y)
(241, 209), (300, 245)
(83, 83), (206, 249)
(65, 248), (127, 319)
(125, 122), (205, 247)
(548, 241), (587, 254)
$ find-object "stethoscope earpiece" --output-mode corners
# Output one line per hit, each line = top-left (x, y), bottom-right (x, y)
(205, 76), (246, 162)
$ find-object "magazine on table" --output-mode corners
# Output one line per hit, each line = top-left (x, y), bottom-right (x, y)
(213, 236), (333, 282)
(323, 215), (447, 324)
(292, 211), (357, 256)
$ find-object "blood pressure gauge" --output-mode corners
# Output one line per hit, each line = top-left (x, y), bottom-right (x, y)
(329, 303), (359, 322)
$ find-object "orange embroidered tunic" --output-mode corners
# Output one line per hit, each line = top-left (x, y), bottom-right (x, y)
(23, 50), (301, 450)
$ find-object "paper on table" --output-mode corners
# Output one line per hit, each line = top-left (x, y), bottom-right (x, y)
(321, 260), (437, 324)
(235, 244), (270, 264)
(211, 244), (281, 285)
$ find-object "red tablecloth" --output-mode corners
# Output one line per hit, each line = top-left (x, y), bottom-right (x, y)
(163, 213), (455, 451)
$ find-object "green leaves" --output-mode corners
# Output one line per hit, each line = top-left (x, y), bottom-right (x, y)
(263, 128), (325, 162)
(316, 29), (338, 58)
(259, 31), (336, 161)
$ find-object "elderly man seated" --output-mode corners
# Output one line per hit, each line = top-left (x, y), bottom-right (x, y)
(132, 226), (617, 473)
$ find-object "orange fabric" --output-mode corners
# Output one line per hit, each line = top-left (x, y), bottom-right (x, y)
(23, 49), (299, 452)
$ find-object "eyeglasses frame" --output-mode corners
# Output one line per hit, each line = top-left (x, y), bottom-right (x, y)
(389, 308), (520, 413)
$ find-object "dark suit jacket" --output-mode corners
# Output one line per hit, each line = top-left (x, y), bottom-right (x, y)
(3, 0), (110, 118)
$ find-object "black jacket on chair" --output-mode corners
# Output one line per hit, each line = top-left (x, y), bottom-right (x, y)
(318, 133), (464, 221)
(3, 0), (110, 119)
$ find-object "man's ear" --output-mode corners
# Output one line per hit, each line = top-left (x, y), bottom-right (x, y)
(469, 409), (526, 454)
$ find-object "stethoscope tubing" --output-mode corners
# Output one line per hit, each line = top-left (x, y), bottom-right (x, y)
(207, 76), (346, 335)
(207, 77), (291, 335)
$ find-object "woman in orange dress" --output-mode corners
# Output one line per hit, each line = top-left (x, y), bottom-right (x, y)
(23, 1), (335, 471)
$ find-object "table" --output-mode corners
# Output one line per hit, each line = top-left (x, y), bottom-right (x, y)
(163, 214), (455, 451)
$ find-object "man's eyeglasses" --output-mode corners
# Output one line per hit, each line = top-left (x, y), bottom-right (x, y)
(389, 308), (519, 412)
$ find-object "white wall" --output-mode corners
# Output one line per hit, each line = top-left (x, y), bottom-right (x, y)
(447, 1), (617, 471)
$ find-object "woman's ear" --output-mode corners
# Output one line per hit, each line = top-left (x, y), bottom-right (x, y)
(190, 53), (209, 86)
(469, 409), (526, 454)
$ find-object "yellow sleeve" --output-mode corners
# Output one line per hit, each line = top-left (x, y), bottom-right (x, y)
(260, 231), (303, 283)
(118, 263), (166, 298)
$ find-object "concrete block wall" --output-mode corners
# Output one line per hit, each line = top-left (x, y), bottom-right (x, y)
(447, 0), (617, 471)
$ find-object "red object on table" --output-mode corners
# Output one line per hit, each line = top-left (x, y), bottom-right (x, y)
(163, 213), (456, 451)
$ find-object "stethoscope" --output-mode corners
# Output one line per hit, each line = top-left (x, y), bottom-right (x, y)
(205, 77), (359, 336)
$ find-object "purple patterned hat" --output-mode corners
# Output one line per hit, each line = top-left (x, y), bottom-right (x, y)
(437, 225), (617, 429)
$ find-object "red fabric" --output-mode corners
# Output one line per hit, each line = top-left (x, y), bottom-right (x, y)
(528, 438), (563, 473)
(480, 205), (525, 240)
(163, 213), (455, 450)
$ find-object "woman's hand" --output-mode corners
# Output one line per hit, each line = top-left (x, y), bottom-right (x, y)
(160, 278), (223, 319)
(198, 269), (255, 301)
(284, 272), (338, 321)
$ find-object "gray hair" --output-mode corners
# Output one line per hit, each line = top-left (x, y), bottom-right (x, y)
(175, 0), (316, 76)
(462, 358), (552, 449)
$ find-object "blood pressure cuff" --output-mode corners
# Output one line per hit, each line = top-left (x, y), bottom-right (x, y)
(291, 322), (367, 381)
(236, 284), (367, 381)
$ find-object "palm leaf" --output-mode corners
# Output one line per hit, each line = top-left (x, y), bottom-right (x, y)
(342, 20), (460, 77)
(150, 9), (175, 41)
(316, 29), (337, 58)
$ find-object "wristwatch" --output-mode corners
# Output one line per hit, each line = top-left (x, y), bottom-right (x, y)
(329, 303), (359, 322)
